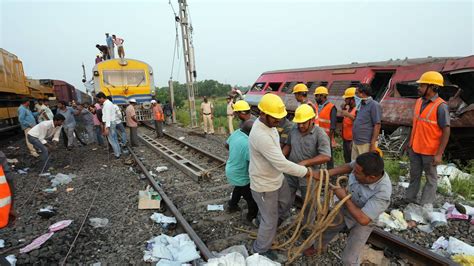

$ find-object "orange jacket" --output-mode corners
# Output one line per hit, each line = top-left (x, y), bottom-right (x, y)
(409, 97), (445, 155)
(153, 105), (164, 121)
(0, 165), (11, 228)
(342, 107), (357, 141)
(319, 102), (335, 136)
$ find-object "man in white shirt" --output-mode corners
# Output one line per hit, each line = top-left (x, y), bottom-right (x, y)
(27, 114), (65, 170)
(37, 100), (54, 122)
(114, 103), (127, 146)
(226, 96), (234, 134)
(96, 92), (121, 158)
(249, 93), (310, 260)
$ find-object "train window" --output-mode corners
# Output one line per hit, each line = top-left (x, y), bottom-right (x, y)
(267, 82), (282, 91)
(251, 82), (265, 91)
(329, 80), (359, 96)
(281, 82), (292, 93)
(308, 81), (328, 94)
(103, 70), (146, 87)
(396, 83), (418, 98)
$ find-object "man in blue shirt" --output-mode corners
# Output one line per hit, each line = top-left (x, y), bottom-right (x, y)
(351, 84), (382, 160)
(57, 101), (79, 150)
(225, 120), (258, 224)
(18, 99), (39, 157)
(105, 33), (114, 59)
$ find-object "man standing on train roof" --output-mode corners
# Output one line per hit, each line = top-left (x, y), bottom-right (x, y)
(405, 71), (450, 206)
(105, 33), (114, 59)
(201, 96), (215, 135)
(306, 152), (391, 265)
(282, 104), (331, 224)
(96, 44), (110, 60)
(341, 87), (357, 163)
(351, 84), (382, 160)
(27, 114), (65, 170)
(151, 100), (164, 138)
(226, 96), (235, 134)
(96, 92), (121, 158)
(292, 83), (319, 124)
(18, 98), (39, 157)
(233, 100), (255, 129)
(314, 86), (337, 168)
(248, 93), (311, 260)
(125, 99), (139, 147)
(57, 101), (79, 150)
(112, 35), (125, 59)
(95, 54), (102, 65)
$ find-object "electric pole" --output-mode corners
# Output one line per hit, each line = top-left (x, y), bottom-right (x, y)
(177, 0), (198, 128)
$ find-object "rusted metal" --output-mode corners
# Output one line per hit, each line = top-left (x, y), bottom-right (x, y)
(369, 228), (456, 266)
(128, 146), (214, 261)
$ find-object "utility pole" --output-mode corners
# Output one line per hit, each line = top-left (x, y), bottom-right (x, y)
(177, 0), (197, 128)
(169, 79), (177, 123)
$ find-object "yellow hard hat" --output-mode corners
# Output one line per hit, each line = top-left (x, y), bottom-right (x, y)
(416, 71), (444, 87)
(375, 147), (384, 158)
(258, 93), (287, 119)
(314, 86), (329, 95)
(293, 104), (315, 123)
(343, 87), (357, 99)
(292, 83), (308, 94)
(233, 100), (251, 112)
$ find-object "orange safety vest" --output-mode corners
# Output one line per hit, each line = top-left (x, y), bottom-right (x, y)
(0, 165), (12, 228)
(342, 107), (357, 141)
(153, 105), (164, 121)
(318, 102), (335, 137)
(409, 97), (445, 155)
(305, 100), (319, 126)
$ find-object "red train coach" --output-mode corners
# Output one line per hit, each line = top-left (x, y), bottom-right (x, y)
(245, 56), (474, 159)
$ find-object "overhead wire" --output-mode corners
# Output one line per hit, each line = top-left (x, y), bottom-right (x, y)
(169, 0), (180, 81)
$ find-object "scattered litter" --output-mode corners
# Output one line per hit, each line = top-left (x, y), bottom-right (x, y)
(206, 252), (246, 265)
(155, 166), (168, 173)
(49, 220), (73, 232)
(442, 203), (470, 220)
(6, 158), (18, 164)
(63, 165), (70, 169)
(102, 165), (107, 168)
(0, 239), (4, 248)
(454, 202), (474, 216)
(149, 171), (157, 177)
(7, 146), (19, 150)
(398, 182), (409, 188)
(38, 206), (56, 218)
(140, 150), (145, 153)
(6, 255), (16, 265)
(403, 203), (428, 224)
(42, 187), (57, 193)
(92, 147), (98, 151)
(429, 211), (447, 228)
(214, 245), (249, 258)
(139, 174), (147, 180)
(20, 232), (54, 253)
(437, 175), (452, 195)
(17, 169), (28, 175)
(66, 187), (74, 192)
(178, 137), (185, 140)
(89, 218), (109, 228)
(246, 253), (281, 265)
(452, 254), (474, 266)
(376, 210), (407, 231)
(360, 245), (389, 265)
(437, 164), (472, 181)
(432, 236), (474, 258)
(150, 213), (177, 225)
(139, 186), (162, 209)
(50, 173), (75, 187)
(143, 233), (200, 263)
(39, 173), (51, 177)
(207, 205), (224, 211)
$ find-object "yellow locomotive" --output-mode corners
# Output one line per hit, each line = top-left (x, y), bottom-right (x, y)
(92, 58), (155, 120)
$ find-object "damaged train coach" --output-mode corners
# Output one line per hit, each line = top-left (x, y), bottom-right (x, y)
(245, 56), (474, 160)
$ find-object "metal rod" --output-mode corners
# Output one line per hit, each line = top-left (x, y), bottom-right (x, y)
(129, 147), (214, 261)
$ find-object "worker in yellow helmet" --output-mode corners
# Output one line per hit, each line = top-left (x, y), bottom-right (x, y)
(292, 83), (319, 125)
(282, 104), (331, 245)
(314, 86), (337, 168)
(341, 87), (357, 163)
(248, 93), (310, 260)
(233, 100), (256, 129)
(405, 71), (450, 205)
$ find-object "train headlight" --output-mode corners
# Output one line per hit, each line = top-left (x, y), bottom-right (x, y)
(149, 70), (153, 76)
(93, 71), (99, 77)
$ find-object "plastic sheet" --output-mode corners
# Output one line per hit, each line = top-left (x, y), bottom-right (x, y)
(143, 234), (200, 263)
(246, 254), (281, 266)
(50, 173), (76, 187)
(207, 205), (224, 211)
(150, 213), (177, 224)
(447, 237), (474, 256)
(155, 166), (168, 173)
(89, 218), (109, 228)
(20, 232), (54, 253)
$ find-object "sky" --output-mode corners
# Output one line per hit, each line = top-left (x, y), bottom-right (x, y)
(1, 0), (473, 93)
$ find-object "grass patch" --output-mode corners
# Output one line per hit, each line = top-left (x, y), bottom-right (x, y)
(451, 177), (474, 201)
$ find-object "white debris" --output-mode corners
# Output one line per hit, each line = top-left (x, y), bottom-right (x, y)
(6, 158), (18, 164)
(207, 205), (224, 211)
(206, 253), (246, 266)
(437, 164), (472, 181)
(50, 173), (75, 187)
(390, 210), (408, 230)
(178, 137), (185, 140)
(403, 203), (429, 224)
(246, 254), (281, 266)
(150, 213), (177, 224)
(398, 182), (409, 188)
(429, 211), (448, 228)
(155, 166), (168, 173)
(437, 175), (452, 195)
(432, 236), (474, 257)
(376, 210), (407, 231)
(0, 239), (4, 248)
(143, 234), (200, 263)
(432, 236), (449, 251)
(89, 218), (109, 228)
(6, 254), (16, 265)
(39, 173), (51, 177)
(42, 187), (57, 193)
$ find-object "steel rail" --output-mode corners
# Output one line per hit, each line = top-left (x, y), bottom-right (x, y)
(128, 146), (214, 261)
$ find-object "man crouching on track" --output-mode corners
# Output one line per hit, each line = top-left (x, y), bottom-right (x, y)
(249, 93), (310, 261)
(306, 152), (392, 265)
(224, 120), (258, 224)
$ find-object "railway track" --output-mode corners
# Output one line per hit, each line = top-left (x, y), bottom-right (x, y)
(133, 123), (455, 265)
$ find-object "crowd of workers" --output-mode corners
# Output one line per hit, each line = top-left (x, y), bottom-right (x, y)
(222, 71), (450, 263)
(1, 71), (450, 264)
(95, 33), (126, 63)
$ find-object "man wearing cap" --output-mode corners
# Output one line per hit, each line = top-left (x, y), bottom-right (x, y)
(292, 83), (319, 124)
(405, 71), (450, 205)
(201, 96), (214, 134)
(283, 104), (331, 229)
(226, 96), (234, 133)
(341, 87), (357, 163)
(233, 100), (255, 129)
(126, 99), (139, 146)
(249, 93), (310, 260)
(314, 86), (337, 168)
(152, 100), (164, 138)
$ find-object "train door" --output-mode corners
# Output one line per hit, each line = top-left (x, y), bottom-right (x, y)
(370, 71), (394, 101)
